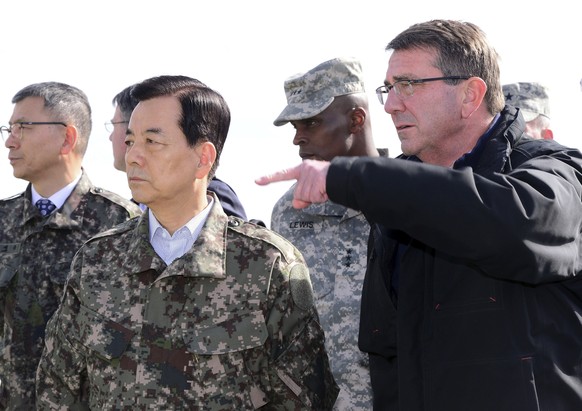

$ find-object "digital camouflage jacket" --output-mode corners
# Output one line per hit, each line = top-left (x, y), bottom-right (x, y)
(271, 193), (372, 410)
(36, 195), (338, 410)
(0, 171), (141, 410)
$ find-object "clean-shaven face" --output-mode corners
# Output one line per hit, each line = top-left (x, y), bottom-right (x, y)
(125, 96), (203, 210)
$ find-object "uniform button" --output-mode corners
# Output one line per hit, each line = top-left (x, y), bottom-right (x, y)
(228, 219), (240, 227)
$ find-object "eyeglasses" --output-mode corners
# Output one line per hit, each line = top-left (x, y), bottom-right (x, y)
(0, 122), (67, 142)
(375, 76), (471, 104)
(104, 121), (129, 133)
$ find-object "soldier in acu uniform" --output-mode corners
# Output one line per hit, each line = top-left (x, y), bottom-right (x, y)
(270, 57), (385, 410)
(36, 75), (338, 410)
(502, 81), (553, 140)
(0, 82), (140, 410)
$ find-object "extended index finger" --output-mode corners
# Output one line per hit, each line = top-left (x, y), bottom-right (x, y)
(255, 164), (301, 186)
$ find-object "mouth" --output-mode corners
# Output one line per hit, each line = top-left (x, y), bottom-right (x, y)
(395, 123), (412, 132)
(299, 152), (322, 161)
(127, 175), (146, 183)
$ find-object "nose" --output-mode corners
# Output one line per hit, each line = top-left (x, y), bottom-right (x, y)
(125, 141), (143, 168)
(292, 130), (307, 146)
(4, 132), (19, 149)
(384, 89), (404, 114)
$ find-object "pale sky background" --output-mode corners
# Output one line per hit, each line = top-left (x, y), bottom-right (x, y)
(2, 0), (581, 227)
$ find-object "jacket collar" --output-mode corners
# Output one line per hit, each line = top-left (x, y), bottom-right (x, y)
(400, 106), (525, 176)
(121, 192), (229, 281)
(21, 170), (91, 229)
(454, 106), (526, 174)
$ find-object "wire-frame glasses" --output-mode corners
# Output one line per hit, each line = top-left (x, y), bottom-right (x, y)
(0, 122), (68, 142)
(375, 76), (470, 104)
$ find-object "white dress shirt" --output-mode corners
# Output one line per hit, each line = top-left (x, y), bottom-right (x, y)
(31, 173), (82, 211)
(149, 196), (214, 265)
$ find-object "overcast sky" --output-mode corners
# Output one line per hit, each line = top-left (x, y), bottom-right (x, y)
(2, 0), (581, 226)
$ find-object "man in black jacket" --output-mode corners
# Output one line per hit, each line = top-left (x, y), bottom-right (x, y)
(257, 19), (582, 411)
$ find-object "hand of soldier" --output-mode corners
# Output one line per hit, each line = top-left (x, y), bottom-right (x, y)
(255, 160), (330, 209)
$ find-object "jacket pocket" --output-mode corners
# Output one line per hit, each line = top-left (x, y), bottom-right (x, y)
(183, 309), (267, 354)
(74, 304), (135, 361)
(428, 356), (540, 411)
(181, 310), (269, 409)
(0, 244), (21, 289)
(432, 256), (503, 313)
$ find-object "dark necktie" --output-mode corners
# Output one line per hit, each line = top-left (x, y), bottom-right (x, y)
(36, 199), (56, 216)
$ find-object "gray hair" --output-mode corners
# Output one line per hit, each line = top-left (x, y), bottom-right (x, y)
(12, 82), (92, 156)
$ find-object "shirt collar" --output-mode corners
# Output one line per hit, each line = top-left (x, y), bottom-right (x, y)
(148, 195), (214, 242)
(31, 172), (82, 209)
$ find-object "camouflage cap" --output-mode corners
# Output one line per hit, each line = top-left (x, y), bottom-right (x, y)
(502, 82), (550, 122)
(273, 57), (366, 126)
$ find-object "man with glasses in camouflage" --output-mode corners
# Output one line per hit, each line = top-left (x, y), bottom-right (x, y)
(0, 82), (140, 409)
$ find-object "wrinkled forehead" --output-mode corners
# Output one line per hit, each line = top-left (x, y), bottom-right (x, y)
(387, 47), (440, 78)
(129, 96), (182, 133)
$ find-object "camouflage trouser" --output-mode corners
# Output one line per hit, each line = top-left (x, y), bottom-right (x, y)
(0, 377), (6, 410)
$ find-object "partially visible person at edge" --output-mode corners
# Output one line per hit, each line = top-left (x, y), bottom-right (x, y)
(36, 75), (339, 409)
(257, 19), (582, 411)
(108, 83), (249, 220)
(503, 81), (553, 140)
(270, 56), (384, 409)
(0, 82), (140, 410)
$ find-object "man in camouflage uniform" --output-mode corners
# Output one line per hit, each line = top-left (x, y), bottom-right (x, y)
(270, 57), (385, 409)
(36, 75), (338, 409)
(503, 81), (553, 140)
(0, 82), (140, 409)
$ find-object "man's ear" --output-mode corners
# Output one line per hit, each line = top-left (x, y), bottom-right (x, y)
(60, 125), (78, 154)
(195, 141), (217, 178)
(350, 107), (366, 132)
(461, 77), (487, 119)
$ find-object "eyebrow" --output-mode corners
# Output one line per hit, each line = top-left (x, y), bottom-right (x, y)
(385, 75), (416, 86)
(126, 127), (163, 136)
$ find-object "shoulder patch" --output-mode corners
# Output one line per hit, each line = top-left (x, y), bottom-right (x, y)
(86, 217), (138, 243)
(289, 262), (314, 311)
(229, 220), (300, 264)
(0, 192), (24, 203)
(90, 187), (141, 217)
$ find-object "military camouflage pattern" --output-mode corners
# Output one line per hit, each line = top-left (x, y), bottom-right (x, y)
(271, 186), (373, 410)
(503, 82), (550, 121)
(273, 57), (366, 126)
(0, 171), (140, 410)
(36, 194), (339, 410)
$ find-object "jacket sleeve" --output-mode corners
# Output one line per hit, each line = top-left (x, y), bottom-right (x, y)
(36, 255), (89, 410)
(265, 252), (339, 409)
(326, 149), (582, 285)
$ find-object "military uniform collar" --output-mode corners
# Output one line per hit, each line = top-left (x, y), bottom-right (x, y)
(21, 170), (92, 229)
(123, 192), (228, 281)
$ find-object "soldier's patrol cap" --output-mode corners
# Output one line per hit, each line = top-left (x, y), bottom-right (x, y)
(502, 82), (550, 122)
(273, 57), (366, 126)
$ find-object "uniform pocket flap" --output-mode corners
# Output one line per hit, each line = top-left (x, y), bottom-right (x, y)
(75, 304), (135, 360)
(183, 310), (267, 355)
(0, 245), (21, 288)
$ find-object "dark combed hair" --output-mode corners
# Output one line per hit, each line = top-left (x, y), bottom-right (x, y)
(131, 75), (231, 178)
(112, 84), (140, 121)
